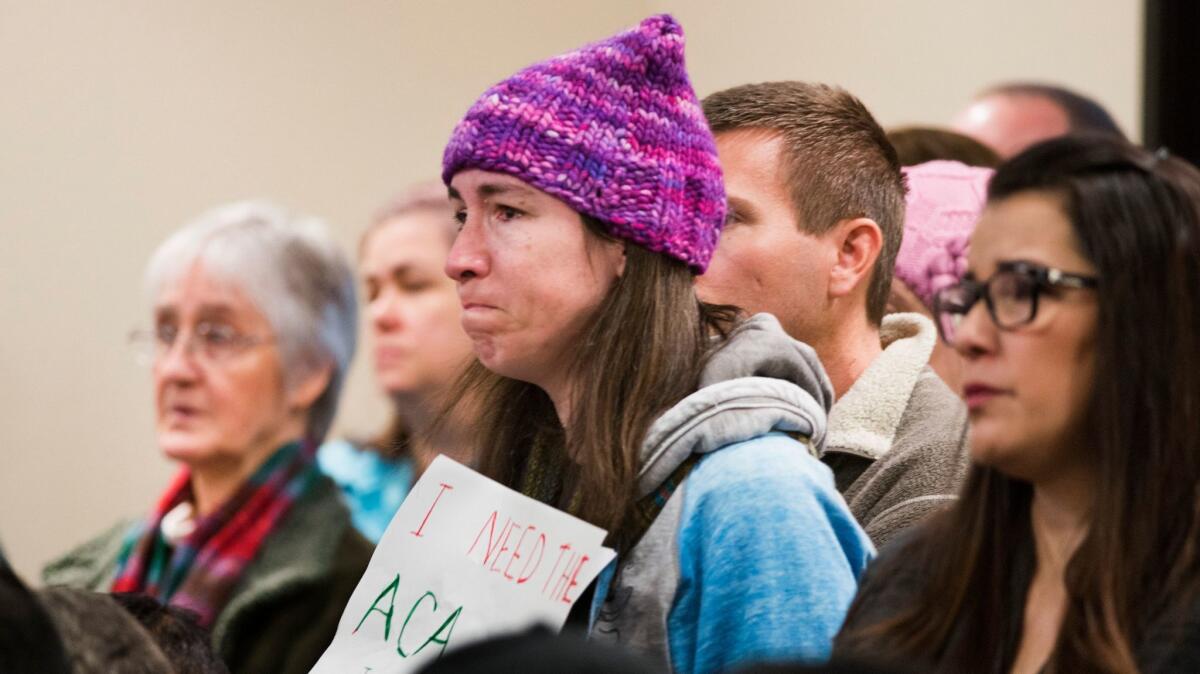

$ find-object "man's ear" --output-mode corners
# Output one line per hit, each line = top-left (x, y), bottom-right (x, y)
(288, 362), (333, 412)
(828, 217), (883, 299)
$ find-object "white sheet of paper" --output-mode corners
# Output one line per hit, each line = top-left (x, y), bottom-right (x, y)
(311, 455), (617, 674)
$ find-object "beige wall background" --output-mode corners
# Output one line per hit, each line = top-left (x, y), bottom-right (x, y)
(0, 0), (1141, 582)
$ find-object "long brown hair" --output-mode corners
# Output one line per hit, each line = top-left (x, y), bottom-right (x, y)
(836, 136), (1200, 672)
(445, 216), (736, 548)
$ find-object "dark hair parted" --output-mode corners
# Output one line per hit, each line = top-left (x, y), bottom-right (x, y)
(986, 82), (1126, 138)
(444, 216), (736, 548)
(887, 126), (1000, 168)
(836, 136), (1200, 672)
(702, 81), (907, 325)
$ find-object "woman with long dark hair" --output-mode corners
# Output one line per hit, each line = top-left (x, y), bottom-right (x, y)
(834, 135), (1200, 672)
(439, 15), (872, 674)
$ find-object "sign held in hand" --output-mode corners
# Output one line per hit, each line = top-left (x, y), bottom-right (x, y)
(312, 456), (616, 673)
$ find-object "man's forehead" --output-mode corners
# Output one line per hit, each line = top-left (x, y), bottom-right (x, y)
(715, 127), (786, 151)
(715, 129), (789, 174)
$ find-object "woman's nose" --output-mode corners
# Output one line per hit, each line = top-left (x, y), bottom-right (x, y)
(953, 300), (997, 358)
(444, 221), (489, 282)
(370, 290), (402, 332)
(156, 334), (203, 383)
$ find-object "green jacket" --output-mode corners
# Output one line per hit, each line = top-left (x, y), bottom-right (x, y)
(43, 476), (373, 674)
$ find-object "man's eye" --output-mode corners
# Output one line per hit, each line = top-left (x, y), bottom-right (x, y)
(724, 209), (743, 226)
(453, 209), (467, 227)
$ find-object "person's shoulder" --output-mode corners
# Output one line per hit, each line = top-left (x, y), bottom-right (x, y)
(41, 519), (137, 590)
(852, 367), (970, 538)
(691, 431), (836, 495)
(270, 472), (359, 552)
(683, 433), (871, 565)
(893, 367), (969, 453)
(233, 473), (363, 593)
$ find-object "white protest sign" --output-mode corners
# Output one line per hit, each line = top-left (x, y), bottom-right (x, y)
(311, 455), (616, 673)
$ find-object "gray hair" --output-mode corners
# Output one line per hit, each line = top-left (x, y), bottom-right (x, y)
(144, 200), (358, 443)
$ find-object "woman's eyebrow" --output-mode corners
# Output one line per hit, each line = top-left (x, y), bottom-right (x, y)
(448, 182), (535, 202)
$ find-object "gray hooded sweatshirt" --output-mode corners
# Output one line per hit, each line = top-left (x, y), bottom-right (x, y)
(587, 314), (874, 674)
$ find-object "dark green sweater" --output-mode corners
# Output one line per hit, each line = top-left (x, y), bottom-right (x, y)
(43, 476), (373, 674)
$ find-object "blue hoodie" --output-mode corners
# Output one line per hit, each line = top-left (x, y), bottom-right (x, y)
(587, 314), (875, 674)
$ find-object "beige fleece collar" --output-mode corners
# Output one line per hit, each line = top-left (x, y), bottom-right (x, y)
(824, 312), (937, 461)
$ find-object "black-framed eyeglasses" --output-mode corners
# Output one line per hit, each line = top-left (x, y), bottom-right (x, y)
(932, 261), (1098, 346)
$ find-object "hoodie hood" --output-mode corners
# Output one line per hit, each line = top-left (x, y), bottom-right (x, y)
(635, 313), (834, 497)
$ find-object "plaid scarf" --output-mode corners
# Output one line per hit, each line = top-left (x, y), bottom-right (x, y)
(110, 439), (321, 627)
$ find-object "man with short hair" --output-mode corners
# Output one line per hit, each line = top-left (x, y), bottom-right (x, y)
(952, 82), (1125, 158)
(699, 81), (969, 547)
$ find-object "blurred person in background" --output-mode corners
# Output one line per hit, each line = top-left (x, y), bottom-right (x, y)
(887, 126), (999, 167)
(441, 16), (872, 673)
(952, 82), (1125, 159)
(889, 160), (994, 393)
(37, 587), (176, 673)
(43, 201), (372, 674)
(111, 592), (230, 673)
(1, 558), (71, 673)
(318, 183), (477, 542)
(700, 82), (969, 547)
(836, 137), (1200, 672)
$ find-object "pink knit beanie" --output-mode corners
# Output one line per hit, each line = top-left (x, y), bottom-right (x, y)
(895, 160), (994, 308)
(442, 15), (724, 273)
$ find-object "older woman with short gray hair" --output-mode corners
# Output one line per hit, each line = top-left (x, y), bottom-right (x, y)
(44, 200), (372, 674)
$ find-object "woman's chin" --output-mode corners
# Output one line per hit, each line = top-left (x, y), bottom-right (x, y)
(158, 433), (217, 464)
(967, 423), (1013, 469)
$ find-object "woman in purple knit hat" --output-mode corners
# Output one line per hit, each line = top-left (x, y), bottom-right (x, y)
(438, 14), (872, 674)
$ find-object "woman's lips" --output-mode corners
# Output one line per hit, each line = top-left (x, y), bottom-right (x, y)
(374, 345), (408, 365)
(460, 303), (499, 324)
(163, 404), (200, 425)
(962, 383), (1007, 412)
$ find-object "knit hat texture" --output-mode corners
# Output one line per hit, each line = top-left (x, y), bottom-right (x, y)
(896, 160), (994, 308)
(442, 14), (725, 273)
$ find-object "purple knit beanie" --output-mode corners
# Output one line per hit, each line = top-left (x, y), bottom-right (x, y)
(896, 160), (995, 308)
(441, 14), (725, 273)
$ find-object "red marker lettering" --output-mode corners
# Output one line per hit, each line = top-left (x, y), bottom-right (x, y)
(548, 549), (578, 601)
(410, 483), (453, 537)
(516, 533), (546, 584)
(466, 511), (498, 559)
(560, 554), (591, 604)
(489, 519), (519, 573)
(542, 544), (573, 594)
(501, 524), (533, 580)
